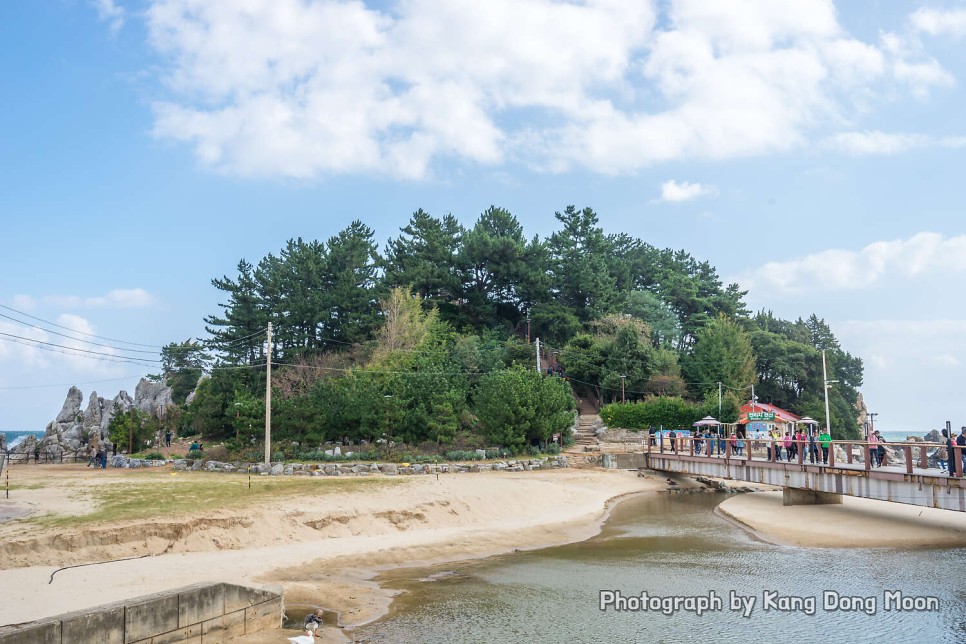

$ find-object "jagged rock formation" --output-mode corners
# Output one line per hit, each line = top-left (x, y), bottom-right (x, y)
(855, 392), (869, 429)
(17, 379), (174, 459)
(135, 379), (173, 414)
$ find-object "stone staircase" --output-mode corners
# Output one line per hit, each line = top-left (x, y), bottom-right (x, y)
(569, 398), (601, 452)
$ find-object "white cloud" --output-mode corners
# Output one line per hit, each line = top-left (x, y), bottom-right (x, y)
(838, 319), (966, 372)
(656, 179), (717, 203)
(91, 0), (125, 34)
(935, 354), (961, 367)
(826, 130), (966, 155)
(43, 289), (155, 310)
(910, 8), (966, 38)
(0, 315), (129, 376)
(142, 0), (957, 179)
(736, 232), (966, 295)
(825, 130), (928, 155)
(10, 295), (37, 311)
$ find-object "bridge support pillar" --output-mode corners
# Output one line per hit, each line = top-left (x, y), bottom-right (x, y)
(782, 488), (843, 506)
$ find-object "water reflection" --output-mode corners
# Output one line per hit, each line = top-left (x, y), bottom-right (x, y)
(357, 493), (966, 643)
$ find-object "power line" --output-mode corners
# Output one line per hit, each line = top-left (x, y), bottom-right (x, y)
(0, 376), (147, 391)
(0, 303), (163, 348)
(0, 332), (160, 366)
(0, 311), (160, 355)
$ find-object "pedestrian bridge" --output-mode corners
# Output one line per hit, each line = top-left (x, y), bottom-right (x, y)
(610, 437), (966, 512)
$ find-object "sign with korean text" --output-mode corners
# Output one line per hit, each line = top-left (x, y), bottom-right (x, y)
(747, 412), (775, 421)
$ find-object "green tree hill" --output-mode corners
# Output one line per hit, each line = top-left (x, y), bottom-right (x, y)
(167, 205), (865, 451)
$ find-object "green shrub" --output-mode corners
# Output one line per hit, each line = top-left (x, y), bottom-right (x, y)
(444, 450), (483, 461)
(143, 452), (165, 460)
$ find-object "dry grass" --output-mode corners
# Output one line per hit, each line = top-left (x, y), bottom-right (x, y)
(32, 473), (399, 526)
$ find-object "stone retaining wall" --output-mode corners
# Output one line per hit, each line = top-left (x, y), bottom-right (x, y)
(0, 582), (281, 644)
(147, 456), (570, 476)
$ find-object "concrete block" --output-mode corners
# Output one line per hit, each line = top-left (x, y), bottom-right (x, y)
(125, 593), (179, 643)
(245, 599), (282, 633)
(62, 605), (125, 644)
(151, 624), (201, 644)
(0, 621), (61, 644)
(179, 584), (225, 627)
(782, 487), (843, 506)
(200, 616), (225, 644)
(222, 610), (246, 639)
(223, 584), (279, 614)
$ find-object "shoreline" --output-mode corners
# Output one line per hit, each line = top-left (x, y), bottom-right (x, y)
(0, 465), (656, 635)
(717, 490), (966, 549)
(4, 465), (966, 641)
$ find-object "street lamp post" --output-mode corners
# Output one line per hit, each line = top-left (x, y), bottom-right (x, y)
(867, 412), (878, 442)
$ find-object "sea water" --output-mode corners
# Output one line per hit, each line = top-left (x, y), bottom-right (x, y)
(0, 430), (44, 450)
(355, 493), (966, 643)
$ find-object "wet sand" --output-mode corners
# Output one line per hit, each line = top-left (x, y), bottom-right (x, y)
(718, 490), (966, 548)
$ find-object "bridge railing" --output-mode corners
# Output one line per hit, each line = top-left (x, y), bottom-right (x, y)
(645, 434), (961, 477)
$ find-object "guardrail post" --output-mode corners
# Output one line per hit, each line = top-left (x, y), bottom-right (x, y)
(904, 446), (913, 474)
(864, 442), (872, 471)
(919, 445), (928, 470)
(828, 441), (835, 467)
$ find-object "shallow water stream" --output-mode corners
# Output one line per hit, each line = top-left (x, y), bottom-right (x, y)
(354, 493), (966, 643)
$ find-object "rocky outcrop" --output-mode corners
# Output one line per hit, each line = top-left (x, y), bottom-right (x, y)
(23, 379), (174, 458)
(855, 392), (868, 429)
(54, 387), (84, 424)
(135, 379), (173, 414)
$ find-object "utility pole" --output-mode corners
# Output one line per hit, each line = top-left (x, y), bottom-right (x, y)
(620, 375), (626, 403)
(867, 412), (877, 442)
(264, 322), (272, 465)
(751, 384), (756, 410)
(526, 312), (531, 344)
(535, 337), (541, 373)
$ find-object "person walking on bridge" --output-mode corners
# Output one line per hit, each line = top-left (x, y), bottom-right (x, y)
(818, 428), (831, 465)
(957, 427), (966, 476)
(808, 430), (819, 464)
(943, 429), (958, 477)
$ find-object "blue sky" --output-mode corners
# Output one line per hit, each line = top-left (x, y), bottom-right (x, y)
(2, 0), (965, 433)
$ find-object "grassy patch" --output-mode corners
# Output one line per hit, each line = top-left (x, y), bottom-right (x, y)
(34, 474), (399, 526)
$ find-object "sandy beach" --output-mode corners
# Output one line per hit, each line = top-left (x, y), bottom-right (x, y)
(0, 463), (652, 640)
(4, 463), (966, 641)
(718, 490), (966, 548)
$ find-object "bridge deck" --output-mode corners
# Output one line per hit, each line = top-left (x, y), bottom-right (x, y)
(635, 439), (966, 511)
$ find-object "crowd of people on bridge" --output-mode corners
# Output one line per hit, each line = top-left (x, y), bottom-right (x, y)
(678, 427), (833, 464)
(940, 426), (966, 477)
(658, 424), (966, 478)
